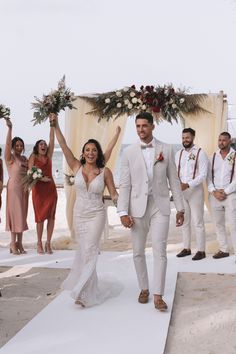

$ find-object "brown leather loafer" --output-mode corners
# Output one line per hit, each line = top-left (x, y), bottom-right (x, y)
(213, 250), (230, 259)
(192, 251), (206, 261)
(154, 298), (168, 312)
(176, 248), (191, 257)
(138, 290), (150, 304)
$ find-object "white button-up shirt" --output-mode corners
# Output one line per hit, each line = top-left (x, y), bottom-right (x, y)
(175, 145), (208, 188)
(141, 138), (155, 194)
(208, 148), (236, 195)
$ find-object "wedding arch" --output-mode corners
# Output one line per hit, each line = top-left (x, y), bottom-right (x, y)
(63, 85), (227, 239)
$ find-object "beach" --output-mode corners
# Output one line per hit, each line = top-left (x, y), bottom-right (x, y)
(1, 187), (236, 353)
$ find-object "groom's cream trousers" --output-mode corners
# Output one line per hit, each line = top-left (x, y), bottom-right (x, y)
(131, 195), (169, 295)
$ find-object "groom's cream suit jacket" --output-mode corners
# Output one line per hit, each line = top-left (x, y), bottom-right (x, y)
(117, 138), (184, 217)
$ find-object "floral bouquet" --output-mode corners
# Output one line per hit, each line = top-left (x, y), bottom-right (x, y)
(83, 84), (208, 123)
(31, 76), (77, 126)
(64, 173), (75, 186)
(0, 104), (11, 120)
(22, 166), (43, 191)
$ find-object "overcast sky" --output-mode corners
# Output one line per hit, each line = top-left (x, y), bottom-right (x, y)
(0, 0), (236, 144)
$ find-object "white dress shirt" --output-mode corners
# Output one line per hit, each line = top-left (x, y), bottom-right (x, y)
(175, 145), (208, 188)
(208, 148), (236, 195)
(140, 138), (155, 194)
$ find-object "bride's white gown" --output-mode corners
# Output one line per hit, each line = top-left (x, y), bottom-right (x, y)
(62, 167), (122, 307)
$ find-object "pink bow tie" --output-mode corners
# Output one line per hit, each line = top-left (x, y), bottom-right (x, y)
(141, 143), (153, 149)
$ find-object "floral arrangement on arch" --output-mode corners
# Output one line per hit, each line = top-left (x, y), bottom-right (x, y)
(22, 166), (43, 191)
(82, 84), (208, 122)
(0, 104), (11, 120)
(31, 76), (77, 126)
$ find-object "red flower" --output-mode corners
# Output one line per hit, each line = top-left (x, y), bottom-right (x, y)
(154, 152), (164, 165)
(152, 106), (160, 113)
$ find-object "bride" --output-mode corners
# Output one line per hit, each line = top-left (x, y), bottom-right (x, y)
(49, 113), (119, 307)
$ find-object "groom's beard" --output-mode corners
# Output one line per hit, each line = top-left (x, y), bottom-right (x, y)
(182, 142), (194, 149)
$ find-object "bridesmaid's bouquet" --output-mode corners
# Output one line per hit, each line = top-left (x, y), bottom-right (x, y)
(22, 166), (43, 191)
(0, 104), (11, 120)
(31, 76), (77, 126)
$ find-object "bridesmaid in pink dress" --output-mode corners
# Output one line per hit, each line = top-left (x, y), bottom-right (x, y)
(4, 119), (29, 255)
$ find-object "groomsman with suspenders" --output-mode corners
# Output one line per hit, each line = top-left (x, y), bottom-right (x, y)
(208, 132), (236, 261)
(175, 128), (209, 260)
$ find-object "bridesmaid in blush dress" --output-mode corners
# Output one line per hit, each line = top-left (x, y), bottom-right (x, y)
(28, 127), (57, 254)
(4, 119), (29, 255)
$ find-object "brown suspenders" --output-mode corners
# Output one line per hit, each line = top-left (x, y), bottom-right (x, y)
(212, 152), (236, 187)
(178, 148), (201, 180)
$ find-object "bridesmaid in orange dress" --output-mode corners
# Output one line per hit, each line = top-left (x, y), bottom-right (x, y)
(4, 119), (29, 254)
(28, 127), (57, 254)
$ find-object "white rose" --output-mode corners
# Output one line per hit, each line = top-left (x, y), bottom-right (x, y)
(117, 103), (122, 108)
(124, 99), (130, 105)
(123, 87), (129, 92)
(27, 170), (32, 175)
(142, 104), (147, 110)
(130, 92), (136, 98)
(132, 97), (138, 104)
(105, 98), (110, 104)
(32, 172), (38, 180)
(37, 168), (42, 174)
(172, 103), (177, 109)
(37, 173), (42, 178)
(138, 99), (142, 103)
(180, 98), (185, 103)
(128, 103), (133, 109)
(116, 91), (122, 97)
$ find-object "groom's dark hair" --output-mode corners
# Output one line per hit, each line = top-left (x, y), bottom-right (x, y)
(182, 128), (195, 137)
(136, 112), (153, 124)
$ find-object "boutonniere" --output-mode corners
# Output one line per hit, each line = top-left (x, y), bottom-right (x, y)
(154, 152), (164, 165)
(188, 152), (196, 161)
(227, 153), (235, 165)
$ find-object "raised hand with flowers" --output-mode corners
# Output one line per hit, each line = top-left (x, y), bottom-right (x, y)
(31, 76), (77, 126)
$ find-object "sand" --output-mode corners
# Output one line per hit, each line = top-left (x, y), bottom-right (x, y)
(1, 187), (236, 352)
(164, 272), (236, 354)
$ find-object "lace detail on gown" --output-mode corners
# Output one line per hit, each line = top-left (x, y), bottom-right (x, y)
(62, 167), (122, 307)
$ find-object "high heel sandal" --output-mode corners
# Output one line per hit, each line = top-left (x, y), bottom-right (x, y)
(16, 242), (27, 254)
(10, 242), (20, 255)
(45, 241), (53, 254)
(37, 242), (44, 254)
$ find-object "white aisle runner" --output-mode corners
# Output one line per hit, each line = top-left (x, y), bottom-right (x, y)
(0, 249), (235, 354)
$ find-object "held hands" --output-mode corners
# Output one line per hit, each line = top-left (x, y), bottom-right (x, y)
(176, 212), (184, 227)
(181, 183), (189, 191)
(120, 215), (135, 228)
(213, 189), (227, 201)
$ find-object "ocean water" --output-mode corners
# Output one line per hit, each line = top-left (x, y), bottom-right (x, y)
(0, 143), (182, 186)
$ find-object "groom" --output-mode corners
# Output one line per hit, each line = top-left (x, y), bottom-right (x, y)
(117, 112), (184, 311)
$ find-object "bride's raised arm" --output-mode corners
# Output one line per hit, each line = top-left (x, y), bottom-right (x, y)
(104, 126), (121, 164)
(49, 113), (80, 174)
